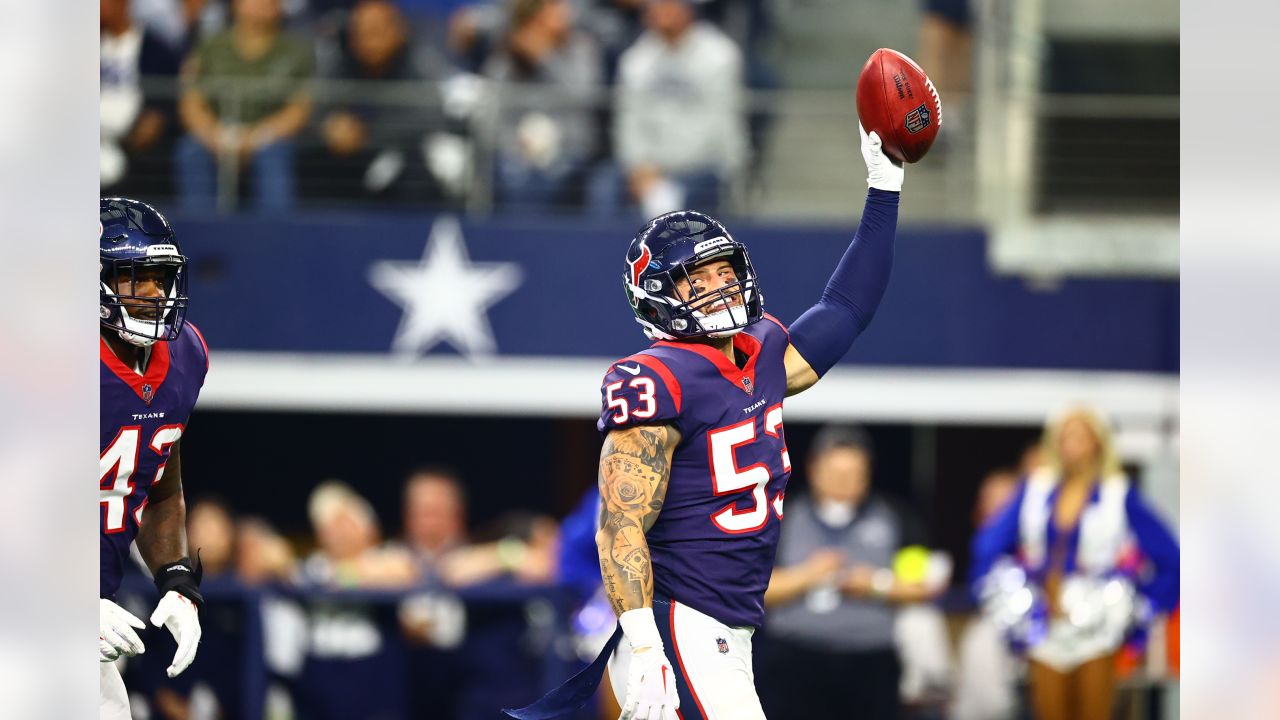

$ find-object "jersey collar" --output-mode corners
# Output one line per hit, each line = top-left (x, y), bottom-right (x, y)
(100, 336), (171, 405)
(656, 331), (761, 395)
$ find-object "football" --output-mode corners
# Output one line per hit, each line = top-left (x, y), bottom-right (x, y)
(855, 48), (942, 163)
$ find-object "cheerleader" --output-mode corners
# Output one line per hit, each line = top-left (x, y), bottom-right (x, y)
(969, 406), (1179, 720)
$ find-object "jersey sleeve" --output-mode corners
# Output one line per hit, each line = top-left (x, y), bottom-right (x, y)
(596, 355), (684, 438)
(186, 322), (211, 387)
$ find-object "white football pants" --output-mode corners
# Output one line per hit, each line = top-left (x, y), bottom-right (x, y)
(100, 660), (131, 720)
(608, 599), (766, 720)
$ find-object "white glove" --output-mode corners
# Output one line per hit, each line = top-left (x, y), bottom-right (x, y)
(150, 590), (202, 677)
(619, 608), (679, 720)
(100, 598), (147, 663)
(860, 124), (905, 192)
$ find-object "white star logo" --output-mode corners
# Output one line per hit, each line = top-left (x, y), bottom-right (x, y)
(369, 217), (523, 358)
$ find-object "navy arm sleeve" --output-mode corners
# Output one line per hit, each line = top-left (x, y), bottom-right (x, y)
(788, 188), (899, 376)
(968, 481), (1027, 598)
(1125, 488), (1180, 612)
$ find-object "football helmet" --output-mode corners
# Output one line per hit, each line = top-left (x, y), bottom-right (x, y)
(100, 197), (188, 346)
(623, 211), (763, 340)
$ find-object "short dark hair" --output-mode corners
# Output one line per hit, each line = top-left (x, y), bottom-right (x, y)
(808, 424), (874, 462)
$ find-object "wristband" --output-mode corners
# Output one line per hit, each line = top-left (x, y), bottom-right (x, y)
(154, 555), (204, 612)
(619, 607), (663, 651)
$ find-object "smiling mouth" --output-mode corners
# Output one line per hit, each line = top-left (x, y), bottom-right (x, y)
(691, 294), (744, 314)
(123, 304), (164, 321)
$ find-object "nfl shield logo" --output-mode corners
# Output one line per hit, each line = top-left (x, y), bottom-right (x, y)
(904, 104), (931, 134)
(142, 383), (154, 404)
(716, 637), (729, 654)
(741, 377), (753, 394)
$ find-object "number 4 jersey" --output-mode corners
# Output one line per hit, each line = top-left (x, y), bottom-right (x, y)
(100, 325), (209, 599)
(597, 314), (792, 629)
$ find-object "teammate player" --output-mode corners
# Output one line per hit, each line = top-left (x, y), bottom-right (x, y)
(99, 198), (208, 719)
(506, 127), (903, 720)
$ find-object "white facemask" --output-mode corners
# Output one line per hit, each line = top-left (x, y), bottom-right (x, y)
(691, 288), (752, 338)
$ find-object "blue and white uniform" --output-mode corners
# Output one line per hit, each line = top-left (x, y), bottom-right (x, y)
(507, 188), (900, 720)
(598, 316), (792, 718)
(970, 469), (1180, 671)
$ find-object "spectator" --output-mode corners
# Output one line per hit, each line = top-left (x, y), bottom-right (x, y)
(599, 0), (747, 217)
(482, 0), (603, 211)
(918, 0), (972, 153)
(974, 466), (1020, 530)
(401, 467), (557, 586)
(761, 425), (942, 720)
(951, 467), (1022, 720)
(970, 406), (1180, 720)
(300, 479), (418, 587)
(132, 0), (231, 55)
(186, 498), (236, 578)
(306, 0), (467, 205)
(176, 0), (314, 212)
(918, 0), (971, 99)
(402, 466), (468, 573)
(236, 516), (298, 585)
(101, 0), (182, 196)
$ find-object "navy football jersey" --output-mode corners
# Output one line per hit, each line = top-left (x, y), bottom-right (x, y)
(597, 314), (792, 629)
(100, 324), (209, 598)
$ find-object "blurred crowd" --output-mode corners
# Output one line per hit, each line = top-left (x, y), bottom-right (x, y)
(100, 0), (776, 216)
(118, 404), (1177, 720)
(184, 465), (561, 593)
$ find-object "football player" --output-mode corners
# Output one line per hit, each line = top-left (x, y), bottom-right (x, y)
(506, 127), (903, 720)
(99, 198), (208, 720)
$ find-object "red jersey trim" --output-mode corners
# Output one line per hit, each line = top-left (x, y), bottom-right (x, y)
(623, 354), (683, 415)
(669, 600), (710, 720)
(100, 336), (172, 404)
(762, 312), (790, 338)
(655, 331), (761, 396)
(187, 322), (210, 372)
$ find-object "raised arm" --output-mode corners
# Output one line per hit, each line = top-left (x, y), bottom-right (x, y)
(784, 127), (902, 395)
(596, 424), (679, 615)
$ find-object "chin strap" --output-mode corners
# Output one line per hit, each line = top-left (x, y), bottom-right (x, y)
(117, 327), (158, 348)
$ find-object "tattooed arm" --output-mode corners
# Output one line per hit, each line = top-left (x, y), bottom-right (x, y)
(595, 424), (681, 616)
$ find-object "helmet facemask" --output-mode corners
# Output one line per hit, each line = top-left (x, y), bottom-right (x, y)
(100, 254), (188, 347)
(628, 242), (763, 340)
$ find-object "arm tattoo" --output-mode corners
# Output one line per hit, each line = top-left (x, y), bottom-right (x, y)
(596, 425), (678, 616)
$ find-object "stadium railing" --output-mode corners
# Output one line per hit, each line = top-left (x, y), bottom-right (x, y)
(112, 71), (1174, 269)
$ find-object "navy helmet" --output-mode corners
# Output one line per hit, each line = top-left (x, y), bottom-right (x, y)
(623, 211), (763, 340)
(100, 197), (188, 346)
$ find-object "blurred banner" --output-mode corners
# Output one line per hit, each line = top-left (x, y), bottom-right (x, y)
(180, 212), (1177, 369)
(177, 212), (1178, 426)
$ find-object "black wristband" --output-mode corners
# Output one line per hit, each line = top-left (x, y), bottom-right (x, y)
(154, 555), (204, 612)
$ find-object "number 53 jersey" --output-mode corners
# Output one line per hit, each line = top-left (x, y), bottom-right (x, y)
(100, 325), (209, 599)
(598, 315), (793, 630)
